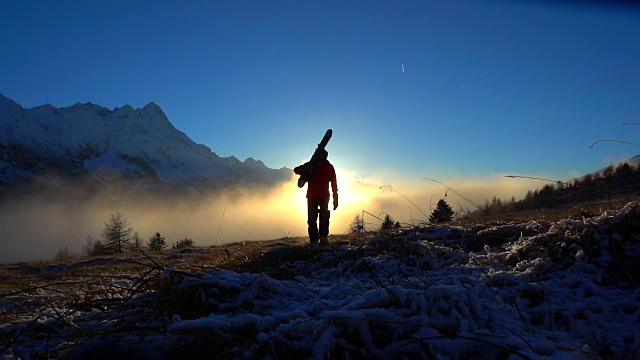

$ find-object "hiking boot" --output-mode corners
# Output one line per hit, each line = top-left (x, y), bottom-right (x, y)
(319, 236), (329, 246)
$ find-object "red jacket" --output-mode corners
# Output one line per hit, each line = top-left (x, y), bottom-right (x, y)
(294, 159), (338, 199)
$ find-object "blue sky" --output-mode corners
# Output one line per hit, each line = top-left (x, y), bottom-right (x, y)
(2, 0), (639, 184)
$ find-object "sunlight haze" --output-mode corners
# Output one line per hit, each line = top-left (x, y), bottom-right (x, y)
(0, 171), (549, 263)
(0, 0), (638, 262)
(2, 1), (638, 179)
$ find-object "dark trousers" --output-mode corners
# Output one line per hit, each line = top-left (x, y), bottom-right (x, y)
(307, 197), (330, 243)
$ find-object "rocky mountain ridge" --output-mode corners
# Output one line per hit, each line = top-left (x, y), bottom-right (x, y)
(0, 93), (290, 200)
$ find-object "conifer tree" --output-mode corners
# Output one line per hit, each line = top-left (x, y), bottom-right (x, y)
(101, 212), (133, 254)
(380, 214), (395, 231)
(130, 231), (143, 251)
(349, 214), (365, 234)
(176, 237), (194, 249)
(148, 232), (167, 251)
(429, 199), (454, 223)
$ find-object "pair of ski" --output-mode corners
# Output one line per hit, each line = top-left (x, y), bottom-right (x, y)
(297, 129), (332, 188)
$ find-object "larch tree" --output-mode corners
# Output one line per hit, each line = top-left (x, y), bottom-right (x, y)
(101, 212), (133, 254)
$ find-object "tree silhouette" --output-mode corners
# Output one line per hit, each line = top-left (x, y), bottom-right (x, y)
(101, 212), (133, 254)
(176, 237), (194, 249)
(429, 199), (454, 223)
(349, 214), (365, 233)
(148, 232), (167, 251)
(380, 214), (395, 231)
(130, 231), (143, 251)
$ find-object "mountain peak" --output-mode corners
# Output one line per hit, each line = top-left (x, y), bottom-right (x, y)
(143, 102), (161, 110)
(0, 93), (291, 197)
(115, 104), (135, 113)
(0, 93), (23, 110)
(244, 157), (265, 167)
(142, 102), (171, 125)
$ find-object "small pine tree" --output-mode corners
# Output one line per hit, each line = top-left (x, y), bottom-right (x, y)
(101, 212), (133, 254)
(615, 162), (634, 179)
(83, 235), (94, 257)
(176, 237), (195, 249)
(429, 199), (454, 223)
(348, 214), (365, 233)
(91, 240), (108, 256)
(148, 232), (167, 251)
(55, 246), (75, 262)
(380, 214), (395, 231)
(129, 231), (143, 251)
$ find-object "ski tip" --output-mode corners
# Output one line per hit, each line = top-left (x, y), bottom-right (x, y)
(324, 129), (333, 138)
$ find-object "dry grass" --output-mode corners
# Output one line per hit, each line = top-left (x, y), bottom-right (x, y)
(2, 198), (635, 323)
(1, 198), (639, 359)
(0, 238), (307, 323)
(452, 195), (640, 227)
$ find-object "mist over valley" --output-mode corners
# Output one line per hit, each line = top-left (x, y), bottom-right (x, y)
(0, 94), (634, 263)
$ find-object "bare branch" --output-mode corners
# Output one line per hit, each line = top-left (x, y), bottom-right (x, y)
(424, 178), (480, 209)
(504, 175), (565, 184)
(379, 185), (429, 219)
(589, 139), (640, 149)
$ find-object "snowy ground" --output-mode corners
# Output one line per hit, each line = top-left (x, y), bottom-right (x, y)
(2, 203), (640, 359)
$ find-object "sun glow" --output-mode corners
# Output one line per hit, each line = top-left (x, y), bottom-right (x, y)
(283, 171), (378, 235)
(328, 169), (383, 233)
(0, 165), (549, 263)
(284, 168), (383, 235)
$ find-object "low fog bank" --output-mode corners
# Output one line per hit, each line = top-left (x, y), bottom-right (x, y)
(0, 173), (548, 264)
(340, 174), (550, 228)
(0, 176), (306, 264)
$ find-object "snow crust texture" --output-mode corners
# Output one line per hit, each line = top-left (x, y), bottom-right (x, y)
(2, 203), (640, 359)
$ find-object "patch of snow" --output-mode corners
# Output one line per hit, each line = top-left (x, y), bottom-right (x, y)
(0, 94), (289, 192)
(2, 203), (640, 359)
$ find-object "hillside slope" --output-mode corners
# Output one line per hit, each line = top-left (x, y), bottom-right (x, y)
(1, 202), (639, 359)
(0, 93), (290, 199)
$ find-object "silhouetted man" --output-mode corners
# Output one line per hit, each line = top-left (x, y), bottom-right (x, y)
(294, 149), (338, 246)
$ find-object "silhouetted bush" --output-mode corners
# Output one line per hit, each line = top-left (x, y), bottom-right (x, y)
(148, 232), (167, 251)
(430, 199), (454, 223)
(176, 237), (195, 249)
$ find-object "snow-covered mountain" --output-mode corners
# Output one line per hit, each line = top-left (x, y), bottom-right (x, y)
(0, 93), (290, 199)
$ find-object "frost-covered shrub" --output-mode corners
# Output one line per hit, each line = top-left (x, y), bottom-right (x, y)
(502, 202), (640, 287)
(148, 232), (167, 251)
(176, 237), (195, 249)
(4, 203), (640, 360)
(55, 246), (76, 261)
(467, 221), (550, 252)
